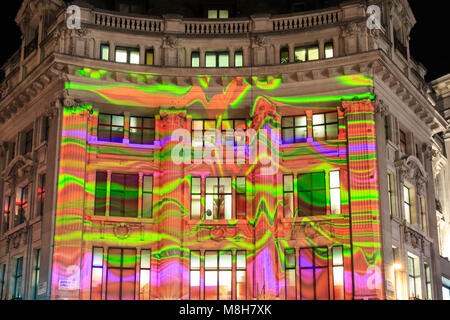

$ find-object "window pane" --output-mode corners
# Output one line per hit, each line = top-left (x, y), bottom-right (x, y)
(330, 189), (341, 214)
(206, 53), (217, 67)
(282, 117), (293, 128)
(208, 10), (218, 19)
(121, 269), (136, 300)
(191, 52), (200, 67)
(312, 114), (325, 125)
(327, 124), (338, 139)
(192, 195), (201, 219)
(142, 193), (153, 218)
(237, 252), (246, 269)
(284, 176), (293, 192)
(326, 112), (338, 123)
(112, 115), (124, 127)
(91, 268), (103, 300)
(101, 45), (110, 61)
(332, 246), (343, 265)
(283, 128), (294, 144)
(313, 125), (325, 140)
(220, 177), (232, 194)
(235, 51), (243, 67)
(130, 51), (140, 64)
(308, 47), (319, 60)
(295, 128), (307, 142)
(205, 252), (218, 268)
(284, 193), (294, 218)
(205, 271), (217, 300)
(146, 51), (154, 65)
(140, 269), (150, 300)
(219, 270), (232, 299)
(140, 250), (151, 269)
(115, 49), (127, 63)
(143, 176), (153, 192)
(311, 172), (325, 190)
(330, 171), (340, 188)
(219, 10), (229, 19)
(294, 48), (306, 62)
(191, 253), (200, 268)
(325, 44), (334, 58)
(219, 252), (232, 268)
(295, 116), (307, 126)
(93, 248), (104, 267)
(236, 177), (246, 194)
(218, 53), (229, 67)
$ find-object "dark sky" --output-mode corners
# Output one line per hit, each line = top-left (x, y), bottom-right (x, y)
(0, 1), (448, 82)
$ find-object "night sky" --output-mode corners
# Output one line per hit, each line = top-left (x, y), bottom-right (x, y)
(0, 1), (448, 82)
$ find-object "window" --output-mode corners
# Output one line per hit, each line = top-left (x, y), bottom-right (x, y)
(400, 130), (407, 153)
(236, 177), (246, 219)
(192, 120), (217, 148)
(419, 196), (427, 233)
(129, 117), (155, 144)
(325, 42), (334, 59)
(387, 172), (396, 217)
(110, 174), (139, 218)
(139, 249), (151, 300)
(100, 44), (110, 61)
(41, 116), (49, 142)
(191, 177), (202, 219)
(280, 47), (289, 64)
(205, 52), (229, 68)
(142, 176), (153, 218)
(15, 185), (29, 226)
(2, 196), (11, 233)
(332, 246), (344, 300)
(282, 115), (307, 144)
(24, 129), (33, 154)
(443, 277), (450, 300)
(236, 251), (246, 300)
(329, 171), (341, 215)
(407, 254), (422, 299)
(312, 112), (338, 141)
(298, 172), (326, 216)
(220, 119), (247, 147)
(118, 0), (143, 13)
(294, 45), (319, 62)
(385, 116), (392, 142)
(115, 47), (139, 64)
(299, 247), (329, 300)
(285, 249), (296, 300)
(205, 251), (232, 300)
(283, 175), (295, 218)
(205, 177), (232, 220)
(145, 49), (154, 66)
(190, 251), (201, 300)
(94, 172), (107, 216)
(191, 51), (200, 67)
(37, 174), (46, 217)
(403, 185), (412, 224)
(235, 51), (243, 67)
(31, 249), (40, 299)
(98, 114), (124, 143)
(8, 142), (16, 163)
(13, 257), (23, 300)
(91, 247), (104, 300)
(208, 9), (228, 19)
(424, 263), (432, 300)
(106, 248), (137, 300)
(0, 263), (5, 300)
(393, 246), (400, 299)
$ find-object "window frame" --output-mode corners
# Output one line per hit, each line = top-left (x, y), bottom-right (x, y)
(236, 251), (247, 300)
(97, 113), (125, 143)
(299, 247), (330, 300)
(191, 177), (202, 219)
(297, 172), (326, 217)
(129, 116), (155, 145)
(191, 51), (200, 67)
(280, 47), (289, 64)
(205, 177), (232, 220)
(37, 173), (46, 217)
(145, 49), (154, 66)
(115, 46), (140, 65)
(204, 250), (232, 300)
(234, 51), (243, 67)
(31, 248), (41, 299)
(15, 185), (29, 227)
(2, 196), (11, 233)
(109, 173), (139, 218)
(13, 256), (23, 300)
(407, 254), (422, 299)
(324, 42), (334, 59)
(294, 45), (319, 62)
(424, 262), (432, 300)
(100, 44), (110, 61)
(205, 51), (229, 68)
(94, 171), (108, 217)
(312, 112), (339, 141)
(387, 172), (396, 217)
(281, 115), (307, 144)
(285, 248), (297, 300)
(189, 250), (201, 300)
(105, 248), (137, 300)
(283, 175), (295, 218)
(403, 185), (412, 224)
(235, 177), (246, 219)
(90, 247), (104, 300)
(139, 249), (151, 300)
(0, 263), (5, 300)
(142, 175), (154, 218)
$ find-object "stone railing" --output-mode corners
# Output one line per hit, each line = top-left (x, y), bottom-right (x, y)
(271, 8), (341, 31)
(93, 11), (163, 32)
(183, 19), (250, 34)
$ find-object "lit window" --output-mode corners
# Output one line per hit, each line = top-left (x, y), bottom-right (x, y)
(442, 277), (450, 300)
(190, 251), (201, 300)
(236, 251), (246, 300)
(2, 196), (11, 233)
(298, 172), (326, 216)
(110, 174), (139, 218)
(91, 247), (103, 300)
(403, 185), (411, 223)
(130, 117), (155, 145)
(312, 112), (338, 141)
(236, 177), (246, 219)
(191, 177), (201, 219)
(285, 249), (296, 300)
(235, 51), (243, 67)
(282, 116), (307, 144)
(299, 247), (329, 300)
(98, 114), (124, 143)
(294, 45), (319, 62)
(205, 177), (232, 220)
(205, 251), (232, 300)
(145, 49), (154, 65)
(308, 46), (319, 60)
(424, 263), (432, 300)
(332, 246), (344, 300)
(208, 10), (218, 19)
(208, 9), (229, 19)
(115, 47), (140, 64)
(280, 47), (289, 64)
(37, 174), (46, 217)
(101, 44), (110, 61)
(142, 176), (153, 218)
(294, 47), (306, 62)
(15, 186), (29, 227)
(191, 51), (200, 67)
(329, 171), (341, 215)
(139, 249), (151, 300)
(325, 42), (334, 59)
(283, 175), (294, 218)
(192, 120), (217, 148)
(407, 254), (422, 299)
(206, 52), (229, 68)
(106, 248), (137, 300)
(94, 172), (107, 216)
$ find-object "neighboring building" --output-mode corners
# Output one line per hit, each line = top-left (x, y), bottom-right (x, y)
(0, 0), (448, 300)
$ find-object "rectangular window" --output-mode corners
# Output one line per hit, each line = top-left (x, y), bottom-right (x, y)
(205, 52), (229, 68)
(37, 174), (46, 217)
(299, 247), (329, 300)
(41, 116), (50, 143)
(424, 263), (432, 300)
(13, 257), (23, 300)
(387, 172), (396, 217)
(419, 196), (427, 233)
(91, 247), (104, 300)
(205, 177), (232, 220)
(280, 47), (289, 64)
(403, 185), (411, 224)
(142, 176), (153, 218)
(2, 196), (11, 233)
(145, 49), (154, 66)
(282, 116), (307, 144)
(191, 51), (200, 67)
(285, 249), (296, 300)
(235, 51), (243, 67)
(31, 249), (41, 299)
(192, 120), (217, 148)
(332, 246), (344, 300)
(400, 130), (407, 153)
(0, 263), (5, 300)
(208, 9), (229, 19)
(94, 172), (107, 216)
(98, 114), (124, 143)
(15, 186), (29, 226)
(407, 254), (422, 299)
(312, 112), (338, 141)
(139, 249), (151, 300)
(294, 45), (319, 62)
(220, 119), (246, 147)
(191, 177), (201, 219)
(325, 42), (334, 59)
(298, 172), (326, 216)
(115, 47), (139, 64)
(106, 248), (137, 300)
(110, 174), (139, 218)
(205, 251), (232, 300)
(24, 129), (33, 155)
(236, 177), (246, 219)
(329, 171), (341, 215)
(100, 44), (110, 61)
(236, 251), (246, 300)
(129, 117), (155, 144)
(190, 251), (201, 300)
(283, 175), (294, 218)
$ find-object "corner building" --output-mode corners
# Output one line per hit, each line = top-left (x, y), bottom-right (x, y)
(0, 0), (449, 300)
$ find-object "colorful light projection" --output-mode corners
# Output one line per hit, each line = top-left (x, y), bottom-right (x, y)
(51, 73), (382, 300)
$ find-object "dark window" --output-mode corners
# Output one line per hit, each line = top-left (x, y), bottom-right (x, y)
(32, 249), (41, 299)
(236, 251), (246, 300)
(98, 114), (124, 143)
(106, 248), (137, 300)
(115, 47), (139, 64)
(118, 0), (144, 14)
(299, 247), (329, 300)
(191, 177), (202, 219)
(190, 251), (201, 300)
(298, 172), (326, 216)
(15, 186), (29, 226)
(91, 247), (104, 300)
(282, 115), (307, 144)
(312, 112), (338, 141)
(280, 47), (289, 64)
(13, 257), (23, 300)
(234, 51), (243, 67)
(399, 130), (407, 153)
(2, 196), (11, 233)
(205, 52), (229, 68)
(94, 172), (107, 216)
(37, 174), (46, 217)
(24, 129), (33, 154)
(129, 117), (155, 144)
(285, 249), (296, 300)
(236, 177), (246, 219)
(283, 175), (294, 218)
(139, 249), (151, 300)
(387, 172), (396, 217)
(110, 174), (139, 218)
(0, 263), (5, 300)
(191, 51), (200, 67)
(145, 49), (154, 65)
(142, 176), (153, 218)
(8, 142), (16, 163)
(100, 44), (110, 61)
(41, 116), (50, 142)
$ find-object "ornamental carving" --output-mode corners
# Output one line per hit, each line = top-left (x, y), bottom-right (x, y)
(163, 36), (179, 48)
(404, 225), (425, 253)
(395, 156), (427, 186)
(113, 223), (130, 240)
(160, 109), (187, 129)
(375, 99), (389, 117)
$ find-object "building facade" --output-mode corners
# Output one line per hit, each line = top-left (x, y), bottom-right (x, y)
(0, 0), (448, 300)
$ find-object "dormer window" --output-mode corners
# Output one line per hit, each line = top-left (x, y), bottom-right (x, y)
(208, 9), (229, 19)
(118, 0), (144, 14)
